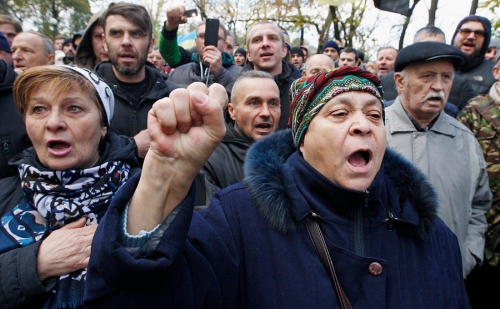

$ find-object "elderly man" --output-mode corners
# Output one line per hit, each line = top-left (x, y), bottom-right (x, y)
(85, 67), (468, 308)
(452, 15), (496, 96)
(95, 3), (178, 160)
(302, 53), (335, 77)
(385, 42), (492, 278)
(11, 31), (54, 74)
(160, 14), (241, 95)
(381, 26), (475, 112)
(196, 71), (280, 209)
(376, 46), (397, 78)
(458, 46), (500, 309)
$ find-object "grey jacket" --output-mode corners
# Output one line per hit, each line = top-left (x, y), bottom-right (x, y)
(385, 98), (492, 277)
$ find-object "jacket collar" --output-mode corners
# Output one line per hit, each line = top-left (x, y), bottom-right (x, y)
(244, 130), (438, 237)
(387, 98), (456, 137)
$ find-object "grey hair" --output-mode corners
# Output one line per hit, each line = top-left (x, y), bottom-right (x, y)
(26, 31), (55, 56)
(413, 26), (445, 43)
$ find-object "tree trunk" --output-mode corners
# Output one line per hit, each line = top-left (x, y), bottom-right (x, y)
(469, 0), (478, 15)
(428, 0), (438, 26)
(330, 5), (341, 41)
(317, 8), (333, 53)
(399, 0), (421, 50)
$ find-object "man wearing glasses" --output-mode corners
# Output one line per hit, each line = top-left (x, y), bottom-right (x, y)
(452, 15), (496, 96)
(159, 6), (241, 96)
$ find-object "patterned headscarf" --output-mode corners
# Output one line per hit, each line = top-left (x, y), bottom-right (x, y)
(289, 66), (384, 148)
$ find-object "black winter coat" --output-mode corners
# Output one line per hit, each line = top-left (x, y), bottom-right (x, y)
(0, 60), (31, 179)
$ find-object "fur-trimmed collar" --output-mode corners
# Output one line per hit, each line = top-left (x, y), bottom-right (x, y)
(244, 130), (438, 238)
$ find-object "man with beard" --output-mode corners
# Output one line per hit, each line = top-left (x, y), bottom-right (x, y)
(385, 42), (492, 278)
(452, 15), (496, 96)
(95, 2), (178, 160)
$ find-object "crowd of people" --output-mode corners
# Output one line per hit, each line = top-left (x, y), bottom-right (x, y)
(0, 2), (499, 308)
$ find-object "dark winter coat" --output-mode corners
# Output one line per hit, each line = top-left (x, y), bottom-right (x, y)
(94, 62), (179, 138)
(451, 15), (496, 96)
(0, 132), (139, 309)
(242, 61), (302, 130)
(0, 60), (31, 179)
(85, 130), (469, 309)
(168, 52), (242, 96)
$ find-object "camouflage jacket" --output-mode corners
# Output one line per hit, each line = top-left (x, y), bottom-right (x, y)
(458, 95), (500, 267)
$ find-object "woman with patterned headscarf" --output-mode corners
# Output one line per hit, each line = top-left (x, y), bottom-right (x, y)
(86, 67), (468, 308)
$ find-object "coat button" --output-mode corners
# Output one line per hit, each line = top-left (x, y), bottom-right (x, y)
(368, 262), (383, 276)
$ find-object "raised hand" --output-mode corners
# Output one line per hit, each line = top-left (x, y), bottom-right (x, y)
(202, 46), (223, 76)
(165, 6), (188, 31)
(127, 83), (227, 234)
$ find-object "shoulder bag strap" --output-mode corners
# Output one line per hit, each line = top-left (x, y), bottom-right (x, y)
(305, 215), (353, 309)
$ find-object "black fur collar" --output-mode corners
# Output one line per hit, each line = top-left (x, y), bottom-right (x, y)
(244, 130), (438, 237)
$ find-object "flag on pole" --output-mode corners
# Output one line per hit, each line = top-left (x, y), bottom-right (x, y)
(373, 0), (410, 16)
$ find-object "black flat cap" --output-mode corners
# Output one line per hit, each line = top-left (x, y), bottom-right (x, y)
(395, 42), (467, 72)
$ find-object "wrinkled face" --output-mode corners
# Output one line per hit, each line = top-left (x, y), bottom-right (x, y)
(291, 53), (304, 68)
(453, 21), (485, 56)
(300, 91), (385, 191)
(303, 54), (335, 77)
(376, 48), (397, 77)
(396, 59), (454, 123)
(234, 52), (246, 66)
(195, 24), (226, 58)
(104, 15), (153, 77)
(485, 47), (496, 61)
(54, 38), (64, 51)
(147, 49), (166, 72)
(92, 25), (109, 64)
(25, 83), (107, 170)
(63, 42), (75, 57)
(247, 23), (286, 76)
(12, 33), (54, 72)
(0, 23), (17, 45)
(228, 77), (280, 140)
(323, 47), (339, 61)
(339, 51), (356, 67)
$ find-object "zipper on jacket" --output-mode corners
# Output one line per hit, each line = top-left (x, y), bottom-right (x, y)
(382, 204), (399, 232)
(354, 190), (368, 256)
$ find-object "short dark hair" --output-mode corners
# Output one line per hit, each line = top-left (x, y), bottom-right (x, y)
(0, 15), (22, 33)
(101, 2), (153, 40)
(231, 71), (275, 103)
(413, 26), (445, 43)
(341, 47), (358, 61)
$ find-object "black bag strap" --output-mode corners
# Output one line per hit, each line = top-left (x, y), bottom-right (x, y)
(305, 215), (353, 309)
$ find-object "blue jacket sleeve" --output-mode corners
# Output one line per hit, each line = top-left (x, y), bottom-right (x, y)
(84, 173), (239, 309)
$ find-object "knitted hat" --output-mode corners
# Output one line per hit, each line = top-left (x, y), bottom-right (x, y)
(322, 40), (340, 54)
(234, 47), (246, 58)
(0, 32), (10, 53)
(289, 66), (384, 148)
(63, 65), (114, 127)
(290, 46), (304, 59)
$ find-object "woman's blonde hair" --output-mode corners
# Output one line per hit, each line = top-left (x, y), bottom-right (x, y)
(14, 65), (105, 126)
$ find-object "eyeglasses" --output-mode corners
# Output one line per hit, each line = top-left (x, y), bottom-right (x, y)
(459, 28), (486, 37)
(197, 33), (226, 42)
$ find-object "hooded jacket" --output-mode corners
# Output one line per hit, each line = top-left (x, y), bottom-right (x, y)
(451, 15), (496, 96)
(85, 130), (469, 309)
(0, 132), (139, 309)
(94, 61), (179, 138)
(167, 51), (242, 96)
(241, 61), (302, 130)
(0, 60), (31, 180)
(74, 9), (106, 71)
